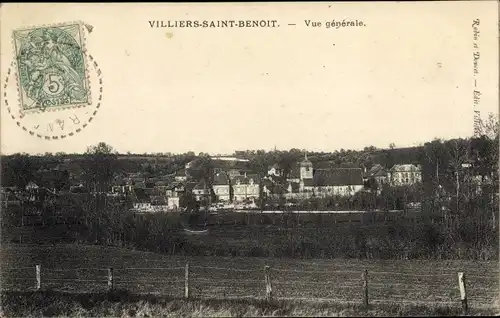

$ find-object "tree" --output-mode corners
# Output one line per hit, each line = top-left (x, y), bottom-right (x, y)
(477, 112), (499, 140)
(229, 179), (234, 203)
(2, 153), (36, 188)
(82, 142), (118, 192)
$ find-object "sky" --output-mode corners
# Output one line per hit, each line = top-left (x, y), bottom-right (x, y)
(1, 2), (498, 155)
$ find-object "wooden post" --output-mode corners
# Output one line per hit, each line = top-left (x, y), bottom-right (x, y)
(184, 262), (190, 299)
(458, 272), (468, 314)
(35, 265), (41, 290)
(264, 265), (273, 302)
(362, 269), (369, 306)
(108, 268), (114, 291)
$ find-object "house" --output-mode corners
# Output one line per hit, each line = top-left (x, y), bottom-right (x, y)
(388, 164), (422, 186)
(111, 175), (133, 194)
(25, 181), (40, 202)
(26, 181), (39, 191)
(364, 164), (389, 187)
(213, 172), (231, 201)
(232, 173), (260, 202)
(174, 170), (187, 182)
(167, 196), (180, 210)
(261, 177), (293, 199)
(133, 202), (151, 210)
(166, 182), (185, 198)
(165, 182), (184, 210)
(112, 184), (133, 194)
(192, 179), (210, 201)
(153, 180), (169, 195)
(227, 169), (243, 178)
(267, 164), (283, 177)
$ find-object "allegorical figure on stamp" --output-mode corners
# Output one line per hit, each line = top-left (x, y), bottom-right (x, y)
(14, 24), (90, 111)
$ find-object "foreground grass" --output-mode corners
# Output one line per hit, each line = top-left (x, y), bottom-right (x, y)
(0, 290), (497, 317)
(2, 244), (498, 306)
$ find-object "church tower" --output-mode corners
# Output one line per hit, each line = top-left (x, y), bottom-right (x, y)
(299, 152), (313, 180)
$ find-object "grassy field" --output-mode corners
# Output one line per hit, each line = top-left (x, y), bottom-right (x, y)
(1, 243), (498, 316)
(2, 290), (498, 317)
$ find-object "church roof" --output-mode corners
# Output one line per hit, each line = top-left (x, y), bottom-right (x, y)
(313, 168), (364, 186)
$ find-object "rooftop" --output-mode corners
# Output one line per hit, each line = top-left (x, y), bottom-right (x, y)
(213, 172), (230, 185)
(313, 168), (364, 186)
(390, 164), (421, 172)
(365, 164), (388, 178)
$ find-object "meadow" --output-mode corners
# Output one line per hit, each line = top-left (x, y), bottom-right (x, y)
(1, 243), (498, 317)
(2, 290), (497, 317)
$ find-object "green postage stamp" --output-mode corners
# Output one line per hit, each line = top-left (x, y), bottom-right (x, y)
(13, 23), (91, 113)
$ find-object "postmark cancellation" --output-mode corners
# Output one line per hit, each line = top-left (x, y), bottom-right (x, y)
(5, 21), (102, 140)
(12, 22), (91, 114)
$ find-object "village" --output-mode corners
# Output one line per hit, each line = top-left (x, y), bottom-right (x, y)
(116, 154), (425, 213)
(2, 142), (493, 223)
(1, 152), (440, 214)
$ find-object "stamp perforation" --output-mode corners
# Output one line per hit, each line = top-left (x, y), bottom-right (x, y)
(11, 20), (93, 115)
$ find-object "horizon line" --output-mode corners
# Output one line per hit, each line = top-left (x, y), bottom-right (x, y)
(1, 138), (485, 157)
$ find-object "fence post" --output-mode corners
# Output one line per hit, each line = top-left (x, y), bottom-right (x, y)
(362, 269), (369, 306)
(108, 267), (114, 291)
(185, 262), (190, 299)
(458, 272), (468, 314)
(35, 265), (41, 290)
(264, 265), (273, 302)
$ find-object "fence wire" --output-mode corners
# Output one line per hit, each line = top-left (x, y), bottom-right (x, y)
(2, 264), (497, 307)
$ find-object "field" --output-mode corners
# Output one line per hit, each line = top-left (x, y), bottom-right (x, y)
(1, 243), (498, 317)
(2, 290), (497, 317)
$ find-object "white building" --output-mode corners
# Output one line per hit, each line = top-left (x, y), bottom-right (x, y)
(213, 172), (231, 201)
(389, 164), (422, 186)
(232, 174), (260, 202)
(167, 197), (180, 210)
